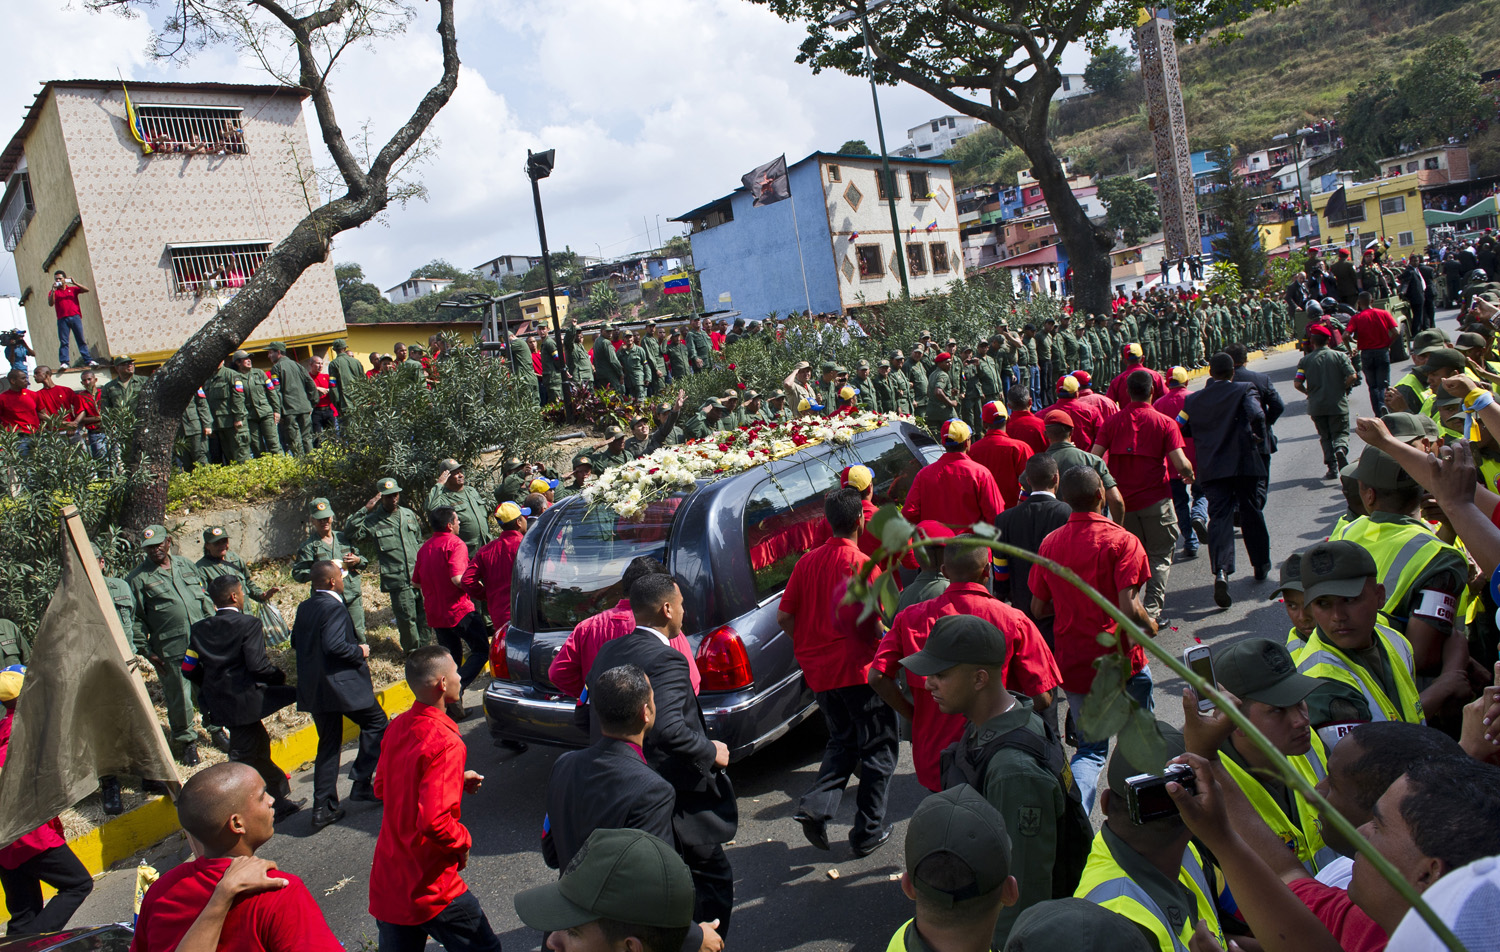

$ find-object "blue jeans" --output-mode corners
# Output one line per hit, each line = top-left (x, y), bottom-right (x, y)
(1171, 479), (1209, 552)
(1066, 665), (1155, 813)
(56, 315), (92, 366)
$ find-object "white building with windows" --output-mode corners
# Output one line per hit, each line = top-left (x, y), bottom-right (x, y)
(1052, 73), (1092, 102)
(384, 276), (455, 303)
(901, 115), (981, 157)
(474, 253), (539, 282)
(0, 79), (344, 367)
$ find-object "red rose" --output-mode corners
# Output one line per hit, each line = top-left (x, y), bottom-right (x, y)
(717, 443), (730, 452)
(736, 382), (746, 389)
(728, 364), (736, 370)
(791, 434), (808, 446)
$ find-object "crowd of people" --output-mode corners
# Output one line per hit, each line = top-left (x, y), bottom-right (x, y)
(9, 241), (1500, 952)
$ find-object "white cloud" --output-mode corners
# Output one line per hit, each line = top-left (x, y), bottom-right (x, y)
(0, 0), (1095, 297)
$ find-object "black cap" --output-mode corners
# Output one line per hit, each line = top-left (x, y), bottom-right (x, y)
(899, 615), (1008, 676)
(1299, 540), (1378, 602)
(1005, 899), (1155, 952)
(1213, 638), (1320, 707)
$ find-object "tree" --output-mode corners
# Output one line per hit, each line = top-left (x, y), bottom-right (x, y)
(837, 139), (874, 155)
(752, 0), (1273, 316)
(1083, 45), (1133, 96)
(89, 0), (461, 530)
(408, 259), (468, 280)
(583, 282), (619, 323)
(1205, 145), (1266, 289)
(335, 262), (387, 318)
(1395, 38), (1487, 149)
(662, 235), (693, 260)
(1335, 73), (1406, 176)
(1097, 175), (1161, 246)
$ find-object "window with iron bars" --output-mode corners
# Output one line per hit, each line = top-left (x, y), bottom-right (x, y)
(0, 173), (34, 252)
(168, 242), (270, 296)
(137, 105), (248, 156)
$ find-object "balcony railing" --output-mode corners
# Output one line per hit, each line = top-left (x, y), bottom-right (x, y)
(167, 241), (270, 297)
(1, 173), (34, 252)
(137, 105), (248, 156)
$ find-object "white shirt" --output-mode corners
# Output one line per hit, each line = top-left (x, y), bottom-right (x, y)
(638, 625), (671, 647)
(316, 588), (345, 604)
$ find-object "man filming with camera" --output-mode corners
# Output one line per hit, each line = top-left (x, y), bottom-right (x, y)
(46, 271), (95, 369)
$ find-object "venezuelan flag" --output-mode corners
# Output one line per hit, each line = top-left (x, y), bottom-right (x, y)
(123, 84), (152, 155)
(663, 277), (691, 295)
(181, 649), (200, 675)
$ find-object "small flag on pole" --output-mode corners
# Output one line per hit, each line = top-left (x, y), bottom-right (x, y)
(663, 277), (692, 295)
(742, 155), (791, 207)
(926, 220), (939, 233)
(849, 231), (860, 242)
(123, 83), (152, 155)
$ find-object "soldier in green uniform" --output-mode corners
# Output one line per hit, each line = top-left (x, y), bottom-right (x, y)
(593, 427), (630, 470)
(428, 459), (494, 555)
(592, 326), (624, 393)
(871, 360), (897, 414)
(851, 360), (881, 413)
(233, 350), (282, 457)
(403, 343), (428, 380)
(959, 349), (984, 430)
(653, 392), (686, 443)
(328, 339), (364, 426)
(643, 327), (668, 396)
(346, 477), (431, 653)
(99, 356), (141, 416)
(266, 342), (317, 456)
(665, 329), (690, 381)
(127, 524), (217, 763)
(688, 317), (714, 372)
(553, 456), (591, 500)
(563, 321), (593, 390)
(292, 497), (368, 643)
(495, 457), (531, 507)
(0, 617), (28, 668)
(180, 385), (212, 470)
(539, 331), (565, 405)
(887, 355), (914, 415)
(680, 398), (724, 440)
(196, 526), (277, 611)
(761, 390), (788, 423)
(620, 334), (649, 400)
(926, 352), (959, 426)
(903, 348), (929, 418)
(973, 342), (1002, 420)
(206, 358), (251, 464)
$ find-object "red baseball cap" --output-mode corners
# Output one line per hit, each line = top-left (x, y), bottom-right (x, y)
(980, 400), (1007, 426)
(1072, 370), (1092, 389)
(1044, 408), (1075, 427)
(901, 520), (958, 570)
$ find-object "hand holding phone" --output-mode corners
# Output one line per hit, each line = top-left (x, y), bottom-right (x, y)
(1184, 645), (1216, 714)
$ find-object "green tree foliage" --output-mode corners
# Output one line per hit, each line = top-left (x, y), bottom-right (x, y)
(335, 262), (389, 321)
(662, 235), (693, 259)
(837, 139), (874, 155)
(1083, 45), (1133, 96)
(946, 126), (1029, 189)
(1205, 144), (1267, 289)
(1335, 73), (1406, 176)
(337, 261), (503, 325)
(407, 259), (468, 280)
(1098, 175), (1162, 246)
(584, 282), (620, 322)
(1395, 38), (1488, 148)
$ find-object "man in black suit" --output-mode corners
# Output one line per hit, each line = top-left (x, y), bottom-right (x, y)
(291, 561), (387, 830)
(1226, 343), (1284, 477)
(588, 573), (737, 936)
(1418, 253), (1438, 331)
(1179, 353), (1269, 609)
(185, 575), (302, 820)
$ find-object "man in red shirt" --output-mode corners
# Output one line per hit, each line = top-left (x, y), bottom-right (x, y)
(868, 540), (1061, 792)
(1029, 466), (1156, 811)
(370, 646), (502, 952)
(778, 488), (897, 856)
(461, 501), (529, 636)
(412, 506), (487, 719)
(0, 369), (39, 435)
(1346, 291), (1398, 416)
(968, 400), (1034, 509)
(1092, 370), (1195, 624)
(548, 557), (700, 698)
(30, 365), (73, 425)
(130, 761), (342, 952)
(1106, 343), (1166, 406)
(902, 419), (1005, 530)
(1004, 384), (1047, 454)
(1153, 367), (1208, 560)
(1051, 374), (1106, 448)
(307, 355), (336, 446)
(46, 270), (95, 368)
(1071, 370), (1120, 433)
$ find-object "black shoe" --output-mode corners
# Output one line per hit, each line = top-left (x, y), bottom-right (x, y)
(142, 779), (171, 795)
(1178, 547), (1199, 561)
(851, 827), (893, 858)
(179, 742), (201, 767)
(273, 798), (305, 821)
(209, 729), (232, 753)
(100, 777), (123, 816)
(349, 781), (380, 803)
(1213, 571), (1232, 608)
(1253, 562), (1272, 582)
(446, 701), (468, 722)
(500, 739), (529, 753)
(1191, 516), (1209, 542)
(793, 813), (830, 851)
(310, 804), (346, 831)
(1335, 448), (1348, 471)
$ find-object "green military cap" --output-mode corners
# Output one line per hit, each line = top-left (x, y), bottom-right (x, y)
(267, 341), (288, 352)
(308, 497), (334, 517)
(1105, 721), (1186, 799)
(767, 389), (786, 401)
(377, 476), (402, 495)
(1213, 637), (1320, 708)
(439, 458), (464, 473)
(112, 355), (135, 366)
(720, 390), (739, 401)
(1383, 412), (1439, 444)
(655, 403), (673, 414)
(890, 349), (905, 360)
(820, 360), (839, 373)
(833, 364), (848, 375)
(1411, 328), (1451, 351)
(630, 415), (651, 427)
(230, 350), (251, 361)
(514, 829), (694, 932)
(878, 359), (891, 368)
(140, 525), (169, 549)
(1005, 899), (1155, 952)
(202, 526), (228, 544)
(1299, 540), (1378, 602)
(906, 785), (1011, 908)
(1270, 552), (1305, 600)
(742, 390), (760, 402)
(856, 359), (870, 369)
(1352, 446), (1417, 491)
(1422, 348), (1467, 372)
(919, 330), (933, 339)
(332, 338), (348, 351)
(603, 426), (624, 439)
(571, 454), (593, 470)
(409, 344), (425, 356)
(1455, 332), (1489, 350)
(900, 615), (1007, 676)
(503, 457), (525, 473)
(702, 397), (725, 409)
(1432, 389), (1465, 409)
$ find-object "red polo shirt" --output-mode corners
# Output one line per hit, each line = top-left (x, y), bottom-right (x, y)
(48, 284), (85, 319)
(968, 429), (1034, 509)
(901, 450), (1005, 530)
(461, 529), (524, 634)
(131, 857), (341, 952)
(872, 582), (1062, 790)
(1152, 388), (1195, 466)
(1093, 402), (1185, 511)
(1346, 308), (1396, 351)
(1053, 395), (1107, 448)
(1106, 365), (1166, 406)
(1006, 409), (1047, 454)
(370, 704), (472, 926)
(0, 711), (65, 870)
(547, 599), (700, 698)
(0, 388), (39, 434)
(1030, 512), (1150, 693)
(33, 383), (74, 419)
(779, 536), (882, 693)
(412, 530), (474, 628)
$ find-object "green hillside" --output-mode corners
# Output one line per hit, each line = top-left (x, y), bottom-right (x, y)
(949, 0), (1500, 189)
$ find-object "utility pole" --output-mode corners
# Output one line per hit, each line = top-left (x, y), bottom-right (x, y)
(527, 148), (572, 422)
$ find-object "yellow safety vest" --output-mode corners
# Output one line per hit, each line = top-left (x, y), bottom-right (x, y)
(1074, 833), (1224, 952)
(1329, 515), (1460, 627)
(886, 920), (990, 952)
(1220, 734), (1340, 873)
(1286, 624), (1310, 655)
(1294, 622), (1424, 727)
(1418, 392), (1465, 440)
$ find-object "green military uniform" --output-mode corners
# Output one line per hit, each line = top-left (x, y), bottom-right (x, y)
(269, 344), (317, 455)
(666, 336), (690, 379)
(427, 467), (495, 554)
(105, 573), (135, 637)
(195, 530), (269, 603)
(329, 341), (365, 419)
(346, 478), (432, 653)
(539, 335), (565, 405)
(680, 403), (719, 441)
(565, 325), (594, 388)
(292, 496), (368, 643)
(0, 619), (29, 668)
(593, 429), (630, 470)
(926, 364), (956, 426)
(643, 335), (667, 394)
(872, 365), (897, 415)
(127, 526), (216, 752)
(240, 357), (282, 456)
(688, 326), (714, 370)
(593, 333), (624, 393)
(99, 360), (141, 416)
(1297, 344), (1356, 470)
(206, 362), (251, 463)
(495, 458), (530, 507)
(180, 386), (212, 469)
(853, 365), (881, 413)
(905, 354), (929, 417)
(961, 357), (984, 430)
(620, 344), (648, 400)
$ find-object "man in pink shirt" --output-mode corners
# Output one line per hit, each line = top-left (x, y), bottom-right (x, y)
(548, 557), (700, 698)
(412, 506), (488, 719)
(967, 401), (1033, 509)
(461, 501), (529, 636)
(901, 419), (1005, 530)
(45, 270), (94, 368)
(0, 369), (39, 435)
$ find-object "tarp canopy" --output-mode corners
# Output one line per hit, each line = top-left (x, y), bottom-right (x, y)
(1423, 196), (1499, 226)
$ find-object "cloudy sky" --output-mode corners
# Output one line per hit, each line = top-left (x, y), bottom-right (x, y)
(0, 0), (1089, 297)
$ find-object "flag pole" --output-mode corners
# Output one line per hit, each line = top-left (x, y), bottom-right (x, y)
(784, 156), (814, 318)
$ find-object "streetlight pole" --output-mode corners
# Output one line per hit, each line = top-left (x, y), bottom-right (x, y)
(527, 147), (573, 422)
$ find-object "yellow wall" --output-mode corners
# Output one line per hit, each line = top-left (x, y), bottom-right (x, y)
(1311, 173), (1427, 258)
(337, 322), (486, 370)
(518, 293), (570, 323)
(1257, 220), (1294, 252)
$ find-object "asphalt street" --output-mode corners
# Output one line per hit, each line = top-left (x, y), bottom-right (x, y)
(67, 333), (1411, 952)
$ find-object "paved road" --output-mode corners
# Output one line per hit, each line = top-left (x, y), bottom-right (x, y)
(69, 337), (1402, 952)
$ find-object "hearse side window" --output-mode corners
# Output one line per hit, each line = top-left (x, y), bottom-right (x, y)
(744, 463), (837, 597)
(535, 496), (683, 631)
(821, 432), (923, 507)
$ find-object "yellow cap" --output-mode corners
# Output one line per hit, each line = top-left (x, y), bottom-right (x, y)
(839, 386), (856, 400)
(845, 465), (873, 491)
(1170, 366), (1189, 384)
(0, 670), (23, 703)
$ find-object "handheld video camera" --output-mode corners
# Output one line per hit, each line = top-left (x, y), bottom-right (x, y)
(1124, 762), (1197, 824)
(0, 328), (26, 348)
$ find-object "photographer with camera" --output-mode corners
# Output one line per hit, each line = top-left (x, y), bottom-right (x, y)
(45, 271), (94, 368)
(2, 329), (33, 374)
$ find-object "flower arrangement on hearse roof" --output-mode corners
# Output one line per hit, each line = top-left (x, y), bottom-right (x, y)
(583, 407), (912, 518)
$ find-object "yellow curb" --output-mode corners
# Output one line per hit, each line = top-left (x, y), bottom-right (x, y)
(1182, 341), (1298, 381)
(1, 678), (418, 921)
